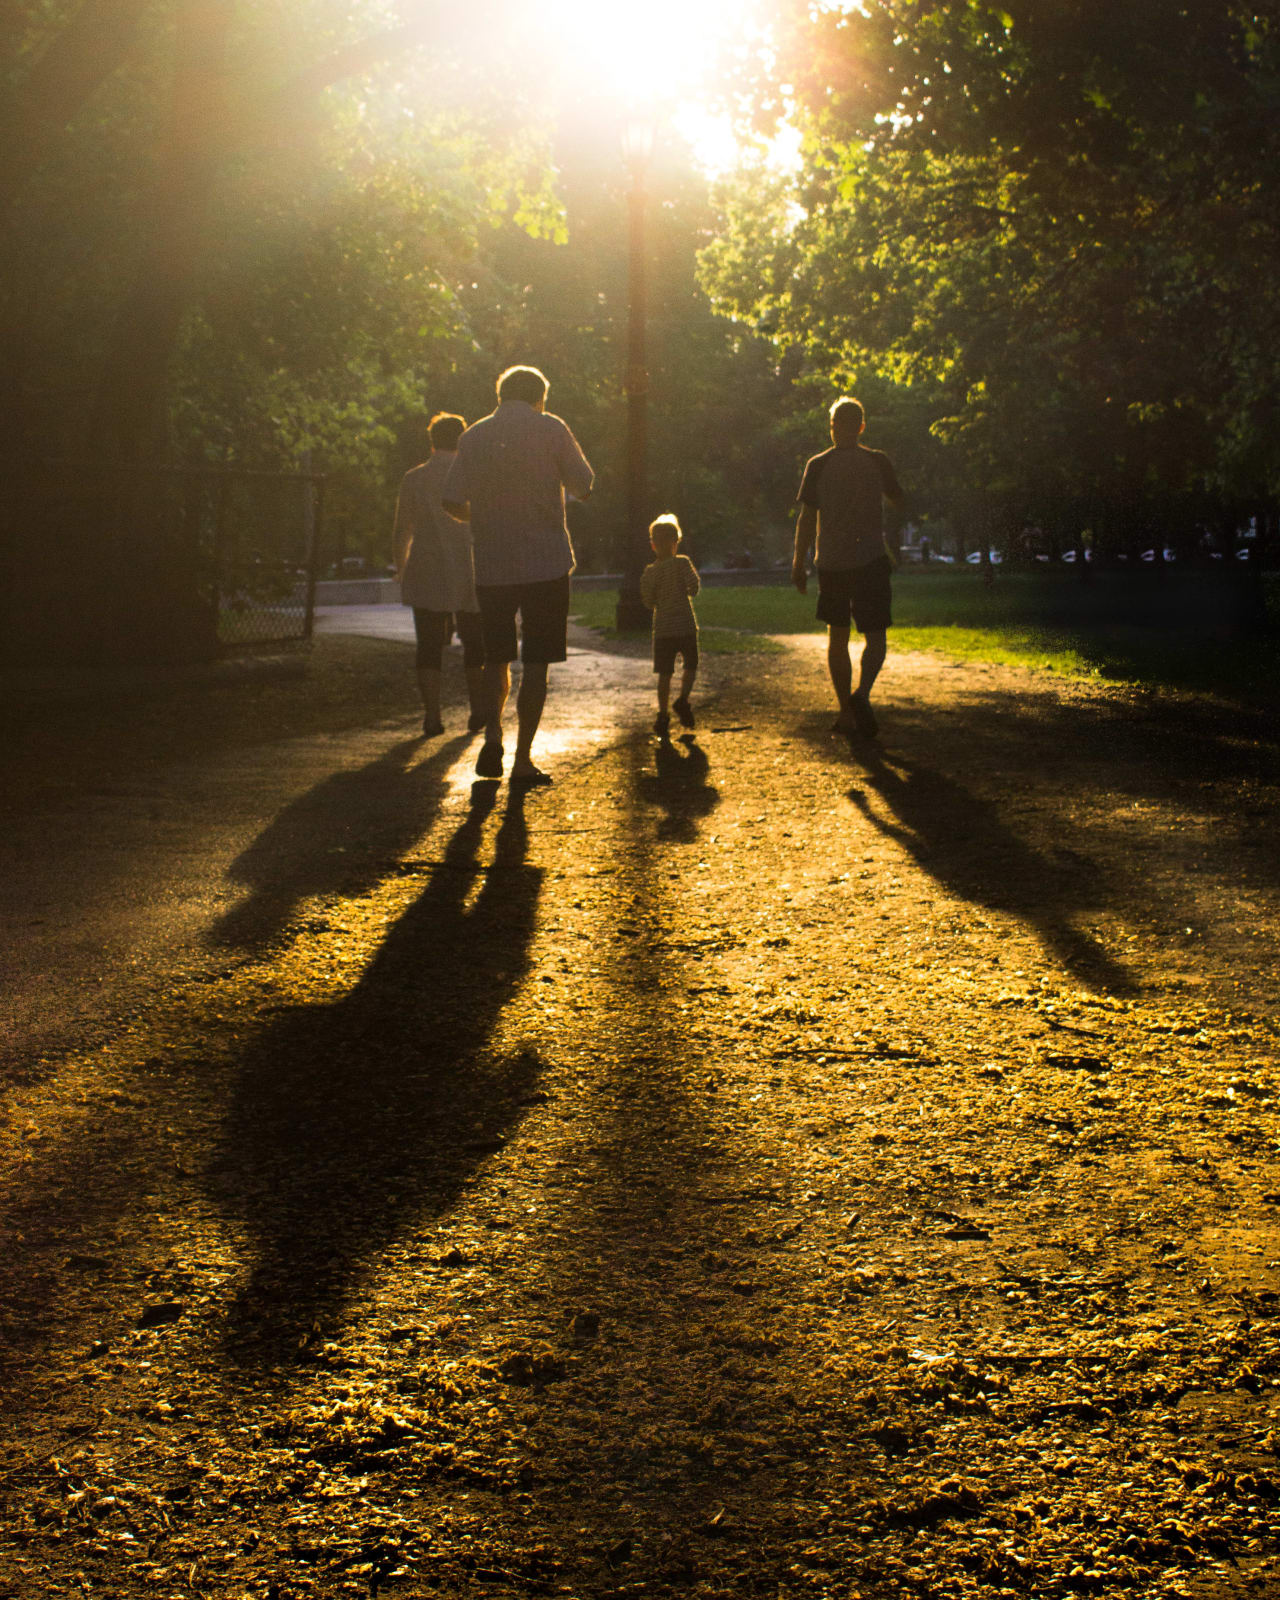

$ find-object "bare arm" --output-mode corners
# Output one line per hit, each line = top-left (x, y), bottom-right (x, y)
(559, 424), (594, 503)
(392, 493), (412, 580)
(880, 454), (906, 511)
(441, 499), (469, 522)
(792, 503), (818, 594)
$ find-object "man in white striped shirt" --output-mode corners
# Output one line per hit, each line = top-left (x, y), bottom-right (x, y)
(443, 366), (594, 785)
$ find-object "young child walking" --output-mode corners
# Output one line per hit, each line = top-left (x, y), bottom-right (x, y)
(639, 513), (700, 737)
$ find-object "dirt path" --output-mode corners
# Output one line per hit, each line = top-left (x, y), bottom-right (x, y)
(2, 634), (1279, 1599)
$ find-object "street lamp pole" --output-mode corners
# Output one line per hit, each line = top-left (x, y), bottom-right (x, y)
(616, 117), (654, 631)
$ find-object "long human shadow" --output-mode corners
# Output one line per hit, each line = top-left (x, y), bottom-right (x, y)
(843, 738), (1136, 994)
(494, 741), (885, 1585)
(211, 734), (467, 950)
(635, 735), (720, 842)
(208, 783), (544, 1363)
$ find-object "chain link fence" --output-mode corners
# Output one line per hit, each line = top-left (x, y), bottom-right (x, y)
(1, 461), (324, 667)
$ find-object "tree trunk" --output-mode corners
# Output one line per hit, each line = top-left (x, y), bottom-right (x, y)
(90, 0), (234, 463)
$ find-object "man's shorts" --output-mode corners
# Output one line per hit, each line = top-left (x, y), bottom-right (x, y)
(474, 573), (571, 665)
(412, 608), (485, 670)
(816, 555), (893, 634)
(653, 632), (699, 675)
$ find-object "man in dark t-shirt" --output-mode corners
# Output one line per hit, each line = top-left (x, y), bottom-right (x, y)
(793, 396), (904, 737)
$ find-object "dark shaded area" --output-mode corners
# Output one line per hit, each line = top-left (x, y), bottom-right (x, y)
(844, 742), (1136, 995)
(0, 635), (422, 813)
(635, 735), (720, 842)
(211, 734), (464, 949)
(788, 649), (1280, 1002)
(893, 570), (1280, 707)
(209, 783), (543, 1363)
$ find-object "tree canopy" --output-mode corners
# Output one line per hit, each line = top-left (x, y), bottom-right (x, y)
(4, 0), (1277, 668)
(704, 0), (1280, 543)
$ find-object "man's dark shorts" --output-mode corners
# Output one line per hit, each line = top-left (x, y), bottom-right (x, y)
(653, 632), (699, 676)
(412, 608), (485, 670)
(816, 554), (893, 634)
(474, 573), (571, 665)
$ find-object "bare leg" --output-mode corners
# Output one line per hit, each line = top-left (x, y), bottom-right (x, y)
(465, 664), (486, 727)
(512, 660), (548, 775)
(857, 630), (887, 699)
(678, 662), (696, 701)
(416, 667), (442, 732)
(827, 624), (853, 712)
(483, 661), (510, 745)
(654, 671), (672, 736)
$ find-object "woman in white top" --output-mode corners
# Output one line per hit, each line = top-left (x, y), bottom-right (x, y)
(393, 413), (486, 737)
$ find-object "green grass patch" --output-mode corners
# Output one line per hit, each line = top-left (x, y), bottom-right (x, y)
(572, 571), (1278, 703)
(889, 624), (1103, 678)
(571, 591), (787, 654)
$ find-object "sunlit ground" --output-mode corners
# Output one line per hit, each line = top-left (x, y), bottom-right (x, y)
(439, 719), (621, 798)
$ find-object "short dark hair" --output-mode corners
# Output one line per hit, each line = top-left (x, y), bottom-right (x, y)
(497, 365), (549, 405)
(649, 514), (682, 547)
(829, 397), (865, 435)
(428, 412), (465, 450)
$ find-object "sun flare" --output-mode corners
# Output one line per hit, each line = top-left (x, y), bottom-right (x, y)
(541, 0), (754, 103)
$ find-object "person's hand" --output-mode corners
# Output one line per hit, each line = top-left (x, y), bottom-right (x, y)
(791, 556), (808, 595)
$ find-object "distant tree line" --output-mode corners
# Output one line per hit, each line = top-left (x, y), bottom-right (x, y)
(703, 0), (1280, 573)
(1, 2), (802, 664)
(3, 1), (1275, 663)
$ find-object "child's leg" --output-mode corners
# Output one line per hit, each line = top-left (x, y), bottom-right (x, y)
(672, 638), (698, 727)
(656, 671), (673, 714)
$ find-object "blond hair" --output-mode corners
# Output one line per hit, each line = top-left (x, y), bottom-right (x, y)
(649, 514), (682, 550)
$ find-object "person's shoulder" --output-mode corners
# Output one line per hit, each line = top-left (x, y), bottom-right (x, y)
(540, 410), (575, 433)
(859, 443), (891, 461)
(401, 460), (431, 483)
(800, 447), (835, 484)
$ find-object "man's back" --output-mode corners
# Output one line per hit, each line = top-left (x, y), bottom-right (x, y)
(799, 443), (901, 570)
(446, 400), (593, 587)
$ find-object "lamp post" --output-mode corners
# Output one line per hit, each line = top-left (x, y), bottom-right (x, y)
(615, 115), (655, 631)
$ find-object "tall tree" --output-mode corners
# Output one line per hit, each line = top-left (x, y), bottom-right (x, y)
(707, 0), (1280, 530)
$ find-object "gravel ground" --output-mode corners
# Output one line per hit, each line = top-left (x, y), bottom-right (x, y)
(2, 629), (1279, 1600)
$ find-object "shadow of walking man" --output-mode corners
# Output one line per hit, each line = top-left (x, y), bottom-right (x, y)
(847, 743), (1136, 995)
(210, 782), (543, 1365)
(211, 736), (468, 951)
